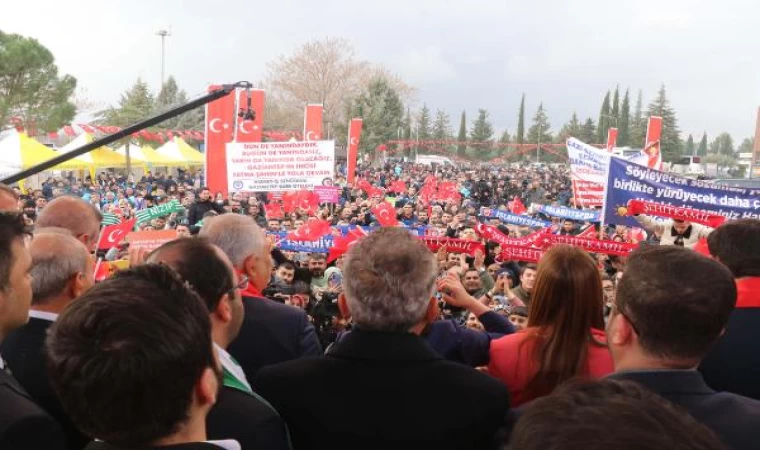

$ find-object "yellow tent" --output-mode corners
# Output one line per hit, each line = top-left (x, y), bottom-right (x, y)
(0, 131), (90, 172)
(155, 137), (204, 166)
(114, 143), (185, 167)
(59, 133), (139, 169)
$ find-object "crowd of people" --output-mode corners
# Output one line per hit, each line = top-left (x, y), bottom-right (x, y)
(0, 158), (758, 450)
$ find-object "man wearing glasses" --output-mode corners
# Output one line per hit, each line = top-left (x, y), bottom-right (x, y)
(606, 246), (760, 450)
(148, 238), (290, 450)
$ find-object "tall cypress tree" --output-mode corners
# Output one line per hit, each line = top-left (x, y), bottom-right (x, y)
(697, 132), (708, 156)
(685, 134), (695, 156)
(618, 89), (631, 146)
(516, 93), (526, 145)
(579, 118), (597, 144)
(457, 110), (467, 157)
(597, 91), (611, 143)
(629, 89), (646, 147)
(611, 86), (620, 122)
(417, 104), (431, 140)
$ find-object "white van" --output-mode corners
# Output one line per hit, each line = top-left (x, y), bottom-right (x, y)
(415, 154), (457, 168)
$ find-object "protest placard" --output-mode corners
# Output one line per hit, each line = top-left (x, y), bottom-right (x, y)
(226, 140), (335, 192)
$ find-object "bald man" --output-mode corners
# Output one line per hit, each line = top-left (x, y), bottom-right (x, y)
(0, 232), (94, 449)
(36, 196), (103, 252)
(0, 184), (19, 212)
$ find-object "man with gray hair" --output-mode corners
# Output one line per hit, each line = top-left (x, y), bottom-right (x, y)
(1, 231), (94, 449)
(36, 196), (103, 252)
(201, 213), (321, 380)
(253, 227), (510, 450)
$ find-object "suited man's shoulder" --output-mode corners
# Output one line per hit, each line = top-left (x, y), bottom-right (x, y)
(207, 386), (287, 449)
(210, 385), (281, 425)
(0, 381), (66, 449)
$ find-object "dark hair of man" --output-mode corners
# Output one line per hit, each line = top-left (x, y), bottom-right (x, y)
(0, 183), (18, 200)
(616, 246), (736, 361)
(278, 261), (296, 272)
(309, 252), (327, 261)
(46, 264), (217, 447)
(147, 237), (234, 312)
(0, 212), (31, 291)
(706, 219), (760, 278)
(507, 379), (725, 450)
(521, 263), (537, 276)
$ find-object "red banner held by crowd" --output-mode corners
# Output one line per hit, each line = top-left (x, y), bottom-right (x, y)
(626, 200), (727, 228)
(497, 244), (544, 263)
(419, 237), (485, 256)
(346, 118), (363, 185)
(537, 234), (638, 256)
(475, 224), (538, 248)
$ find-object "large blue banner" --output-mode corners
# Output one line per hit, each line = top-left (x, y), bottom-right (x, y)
(604, 157), (760, 227)
(479, 207), (551, 228)
(533, 204), (601, 222)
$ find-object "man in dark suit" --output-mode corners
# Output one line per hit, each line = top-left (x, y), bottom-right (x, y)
(201, 214), (322, 380)
(148, 237), (290, 450)
(606, 246), (760, 450)
(699, 219), (760, 400)
(46, 264), (239, 450)
(1, 231), (94, 449)
(0, 213), (67, 449)
(253, 228), (510, 450)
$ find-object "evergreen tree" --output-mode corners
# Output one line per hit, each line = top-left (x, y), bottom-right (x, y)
(710, 132), (734, 156)
(557, 112), (582, 142)
(154, 76), (202, 129)
(104, 78), (155, 127)
(629, 89), (646, 147)
(432, 109), (451, 141)
(402, 108), (412, 157)
(618, 89), (631, 146)
(516, 93), (526, 145)
(597, 91), (611, 143)
(579, 118), (597, 144)
(499, 130), (511, 143)
(685, 134), (695, 156)
(527, 103), (552, 144)
(417, 103), (432, 140)
(457, 110), (467, 157)
(697, 132), (708, 156)
(470, 109), (494, 144)
(738, 137), (754, 154)
(646, 84), (682, 161)
(611, 86), (620, 122)
(351, 77), (404, 156)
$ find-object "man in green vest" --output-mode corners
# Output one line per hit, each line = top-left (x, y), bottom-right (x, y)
(148, 238), (290, 450)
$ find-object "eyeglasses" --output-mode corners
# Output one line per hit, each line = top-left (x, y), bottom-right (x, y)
(611, 301), (640, 335)
(226, 276), (249, 298)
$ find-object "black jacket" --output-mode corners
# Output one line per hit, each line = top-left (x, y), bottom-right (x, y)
(252, 329), (510, 450)
(0, 366), (67, 450)
(227, 296), (322, 381)
(207, 385), (289, 450)
(700, 308), (760, 401)
(609, 370), (760, 450)
(1, 317), (88, 449)
(187, 200), (224, 226)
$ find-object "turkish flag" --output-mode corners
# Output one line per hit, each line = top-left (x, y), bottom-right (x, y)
(390, 180), (407, 194)
(295, 190), (320, 212)
(577, 225), (598, 239)
(372, 202), (399, 227)
(235, 89), (265, 143)
(97, 218), (137, 250)
(304, 104), (323, 141)
(264, 203), (284, 219)
(205, 84), (237, 196)
(511, 196), (527, 215)
(644, 116), (663, 170)
(286, 220), (332, 242)
(328, 227), (367, 263)
(346, 118), (363, 184)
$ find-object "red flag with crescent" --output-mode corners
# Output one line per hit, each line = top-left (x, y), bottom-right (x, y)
(328, 227), (368, 263)
(205, 84), (236, 196)
(372, 202), (399, 227)
(97, 218), (137, 250)
(304, 104), (323, 141)
(236, 88), (265, 143)
(346, 118), (363, 184)
(295, 190), (320, 212)
(390, 180), (407, 194)
(263, 203), (284, 219)
(286, 220), (332, 242)
(510, 196), (527, 215)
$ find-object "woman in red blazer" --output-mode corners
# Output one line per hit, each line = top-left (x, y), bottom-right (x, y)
(487, 245), (613, 406)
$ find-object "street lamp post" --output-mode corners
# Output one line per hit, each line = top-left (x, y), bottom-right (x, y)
(156, 29), (171, 86)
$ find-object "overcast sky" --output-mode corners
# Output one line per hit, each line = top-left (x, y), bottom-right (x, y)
(3, 0), (758, 143)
